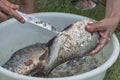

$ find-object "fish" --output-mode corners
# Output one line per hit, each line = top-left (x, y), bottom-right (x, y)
(2, 43), (49, 75)
(40, 20), (99, 76)
(2, 20), (99, 77)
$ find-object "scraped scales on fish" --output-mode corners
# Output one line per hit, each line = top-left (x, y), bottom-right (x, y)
(2, 20), (99, 77)
(43, 20), (99, 74)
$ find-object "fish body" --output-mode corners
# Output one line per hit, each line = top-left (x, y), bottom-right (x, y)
(3, 43), (49, 75)
(3, 20), (99, 77)
(43, 20), (99, 74)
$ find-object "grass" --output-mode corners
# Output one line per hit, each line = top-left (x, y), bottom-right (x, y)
(35, 0), (105, 20)
(6, 0), (120, 80)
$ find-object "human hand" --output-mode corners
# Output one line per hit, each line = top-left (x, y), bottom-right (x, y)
(85, 17), (119, 55)
(0, 0), (25, 23)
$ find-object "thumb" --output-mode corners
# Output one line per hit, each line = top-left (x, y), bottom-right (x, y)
(85, 21), (106, 32)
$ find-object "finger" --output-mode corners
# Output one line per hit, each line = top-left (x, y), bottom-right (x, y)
(105, 30), (113, 38)
(0, 5), (25, 23)
(89, 44), (104, 55)
(5, 1), (19, 10)
(100, 31), (112, 41)
(10, 10), (25, 23)
(0, 11), (8, 20)
(85, 21), (106, 32)
(89, 33), (109, 55)
(0, 1), (24, 23)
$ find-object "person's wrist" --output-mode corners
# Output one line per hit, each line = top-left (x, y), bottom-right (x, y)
(105, 12), (120, 23)
(112, 13), (120, 23)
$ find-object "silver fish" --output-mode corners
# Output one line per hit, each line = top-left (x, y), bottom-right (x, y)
(3, 20), (99, 77)
(36, 20), (99, 76)
(3, 43), (49, 75)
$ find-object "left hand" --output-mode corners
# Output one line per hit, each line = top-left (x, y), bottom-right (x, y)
(85, 17), (119, 55)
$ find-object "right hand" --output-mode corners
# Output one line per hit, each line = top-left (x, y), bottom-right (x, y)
(0, 0), (25, 23)
(85, 17), (119, 55)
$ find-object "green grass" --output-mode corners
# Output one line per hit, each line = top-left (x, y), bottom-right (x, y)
(6, 0), (120, 79)
(35, 0), (105, 20)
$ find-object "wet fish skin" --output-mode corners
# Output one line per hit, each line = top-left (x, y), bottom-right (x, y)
(3, 43), (49, 75)
(2, 20), (99, 77)
(43, 20), (99, 75)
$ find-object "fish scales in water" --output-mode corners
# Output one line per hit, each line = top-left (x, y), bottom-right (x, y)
(3, 43), (49, 75)
(2, 20), (99, 77)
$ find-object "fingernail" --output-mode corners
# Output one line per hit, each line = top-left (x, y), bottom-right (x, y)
(21, 19), (25, 23)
